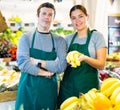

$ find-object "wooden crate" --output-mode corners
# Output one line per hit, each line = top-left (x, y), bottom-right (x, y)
(0, 91), (17, 102)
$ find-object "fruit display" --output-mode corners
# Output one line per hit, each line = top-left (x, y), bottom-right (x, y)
(8, 47), (17, 61)
(0, 37), (12, 58)
(66, 51), (83, 68)
(0, 69), (20, 102)
(107, 52), (120, 61)
(99, 70), (111, 81)
(0, 69), (20, 92)
(51, 28), (75, 37)
(60, 77), (120, 110)
(8, 16), (22, 23)
(99, 70), (120, 81)
(99, 61), (120, 81)
(0, 27), (23, 60)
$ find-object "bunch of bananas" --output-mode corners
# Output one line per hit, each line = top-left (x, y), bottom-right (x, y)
(66, 51), (83, 68)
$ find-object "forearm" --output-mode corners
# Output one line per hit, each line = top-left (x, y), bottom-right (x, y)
(79, 48), (107, 70)
(45, 58), (67, 73)
(18, 56), (53, 77)
(17, 55), (39, 75)
(83, 55), (106, 70)
(30, 57), (67, 73)
(37, 68), (54, 77)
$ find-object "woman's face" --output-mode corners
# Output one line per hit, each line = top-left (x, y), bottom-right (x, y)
(37, 7), (54, 31)
(70, 9), (88, 31)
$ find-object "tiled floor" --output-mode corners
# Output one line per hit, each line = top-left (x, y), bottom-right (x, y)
(0, 101), (15, 110)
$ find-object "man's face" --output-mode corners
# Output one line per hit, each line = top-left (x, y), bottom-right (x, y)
(38, 7), (55, 30)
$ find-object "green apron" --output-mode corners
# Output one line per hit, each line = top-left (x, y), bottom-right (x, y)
(57, 29), (100, 107)
(15, 31), (57, 110)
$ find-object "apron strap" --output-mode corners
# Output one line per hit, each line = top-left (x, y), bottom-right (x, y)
(69, 28), (96, 49)
(50, 32), (55, 51)
(31, 31), (36, 48)
(69, 32), (77, 47)
(86, 28), (96, 45)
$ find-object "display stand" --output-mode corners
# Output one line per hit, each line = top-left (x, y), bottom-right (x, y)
(108, 14), (120, 54)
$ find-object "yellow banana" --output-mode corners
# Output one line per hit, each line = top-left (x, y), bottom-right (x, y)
(84, 93), (93, 104)
(110, 87), (120, 105)
(103, 81), (120, 97)
(73, 52), (79, 59)
(88, 88), (98, 93)
(64, 101), (80, 110)
(84, 93), (95, 109)
(72, 51), (81, 55)
(76, 60), (80, 66)
(66, 55), (71, 63)
(60, 96), (79, 110)
(114, 93), (120, 105)
(113, 104), (120, 110)
(70, 62), (77, 68)
(79, 94), (94, 110)
(87, 90), (97, 100)
(79, 94), (85, 108)
(93, 92), (112, 110)
(101, 77), (119, 93)
(74, 53), (80, 66)
(68, 52), (74, 62)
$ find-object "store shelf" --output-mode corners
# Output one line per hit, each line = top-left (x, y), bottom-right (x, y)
(7, 22), (35, 32)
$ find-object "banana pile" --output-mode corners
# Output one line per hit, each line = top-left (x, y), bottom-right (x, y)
(60, 77), (120, 110)
(66, 51), (82, 68)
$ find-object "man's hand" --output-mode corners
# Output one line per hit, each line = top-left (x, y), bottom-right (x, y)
(38, 69), (54, 79)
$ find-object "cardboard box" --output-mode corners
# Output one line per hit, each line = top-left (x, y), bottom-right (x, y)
(0, 11), (8, 32)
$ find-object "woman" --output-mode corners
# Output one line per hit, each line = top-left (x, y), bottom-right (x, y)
(57, 4), (107, 107)
(15, 2), (67, 110)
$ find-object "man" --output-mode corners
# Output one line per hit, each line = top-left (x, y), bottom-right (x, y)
(15, 2), (67, 110)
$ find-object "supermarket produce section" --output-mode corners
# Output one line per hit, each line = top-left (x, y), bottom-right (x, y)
(0, 1), (120, 109)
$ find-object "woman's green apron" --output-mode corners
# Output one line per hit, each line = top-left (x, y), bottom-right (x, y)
(15, 31), (57, 110)
(57, 29), (100, 107)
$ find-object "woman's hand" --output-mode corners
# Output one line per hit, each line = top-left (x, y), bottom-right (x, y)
(66, 53), (85, 68)
(78, 54), (86, 62)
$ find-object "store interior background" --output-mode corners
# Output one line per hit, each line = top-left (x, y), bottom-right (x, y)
(0, 0), (120, 42)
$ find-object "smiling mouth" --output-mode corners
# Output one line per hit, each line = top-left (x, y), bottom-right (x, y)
(76, 23), (82, 27)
